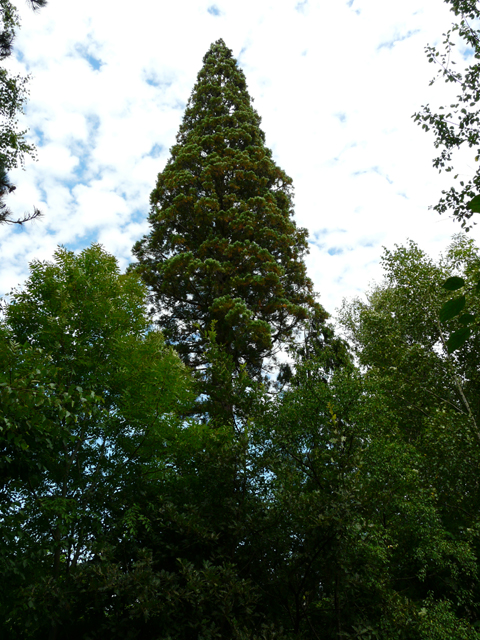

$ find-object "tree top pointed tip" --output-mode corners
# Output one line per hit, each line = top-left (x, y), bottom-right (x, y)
(204, 38), (233, 60)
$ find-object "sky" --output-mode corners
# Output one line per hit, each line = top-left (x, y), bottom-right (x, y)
(0, 0), (477, 316)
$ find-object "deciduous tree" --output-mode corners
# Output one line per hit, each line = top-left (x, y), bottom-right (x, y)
(0, 244), (191, 639)
(335, 238), (480, 636)
(413, 0), (480, 229)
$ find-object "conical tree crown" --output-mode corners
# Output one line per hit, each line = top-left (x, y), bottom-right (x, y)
(133, 39), (326, 375)
(177, 39), (262, 143)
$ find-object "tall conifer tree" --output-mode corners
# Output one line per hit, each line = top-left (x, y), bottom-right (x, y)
(133, 39), (326, 377)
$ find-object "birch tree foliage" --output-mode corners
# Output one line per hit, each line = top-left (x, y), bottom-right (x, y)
(413, 0), (480, 230)
(335, 237), (480, 636)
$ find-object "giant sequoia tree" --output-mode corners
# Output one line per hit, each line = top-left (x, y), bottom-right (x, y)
(133, 39), (325, 377)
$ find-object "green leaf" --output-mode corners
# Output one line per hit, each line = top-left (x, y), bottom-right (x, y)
(458, 313), (476, 325)
(439, 295), (465, 322)
(467, 195), (480, 213)
(441, 276), (465, 290)
(447, 326), (471, 353)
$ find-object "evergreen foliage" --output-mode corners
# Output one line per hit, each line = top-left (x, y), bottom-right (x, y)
(132, 39), (326, 377)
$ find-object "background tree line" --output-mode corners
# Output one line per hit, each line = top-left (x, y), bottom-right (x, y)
(3, 3), (480, 638)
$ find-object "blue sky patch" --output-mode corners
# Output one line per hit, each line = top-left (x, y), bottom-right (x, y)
(335, 112), (347, 123)
(56, 114), (101, 186)
(352, 168), (369, 177)
(70, 230), (99, 252)
(295, 0), (308, 12)
(346, 0), (360, 14)
(174, 100), (187, 112)
(237, 43), (252, 66)
(377, 29), (420, 51)
(143, 69), (173, 89)
(328, 246), (344, 256)
(34, 177), (49, 205)
(309, 228), (347, 251)
(372, 165), (392, 184)
(129, 207), (152, 227)
(75, 43), (103, 71)
(147, 143), (164, 159)
(352, 166), (392, 184)
(331, 141), (357, 164)
(85, 114), (101, 140)
(207, 5), (221, 16)
(313, 228), (346, 239)
(33, 127), (45, 146)
(71, 156), (90, 182)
